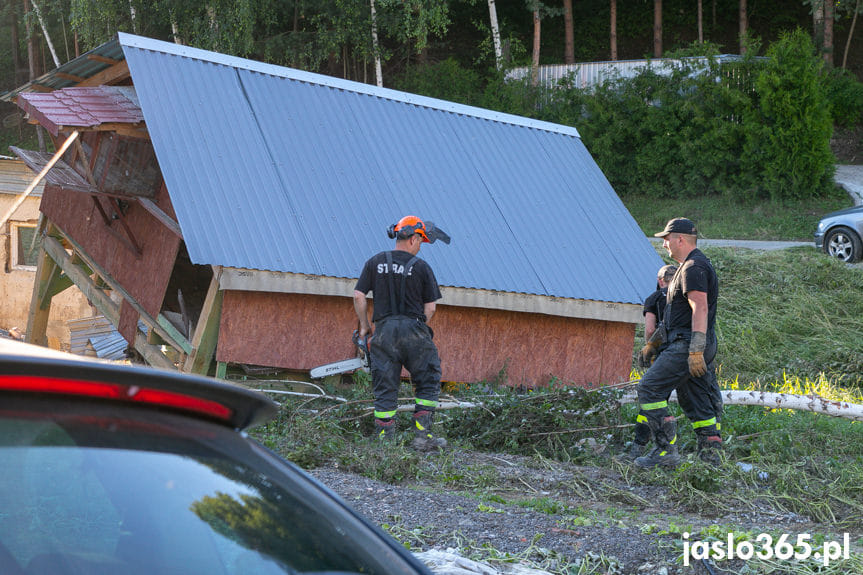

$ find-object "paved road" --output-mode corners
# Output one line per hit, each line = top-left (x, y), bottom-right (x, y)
(648, 237), (810, 250)
(835, 164), (863, 206)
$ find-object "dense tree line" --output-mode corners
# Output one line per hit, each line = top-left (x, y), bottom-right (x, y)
(1, 1), (861, 200)
(2, 1), (862, 91)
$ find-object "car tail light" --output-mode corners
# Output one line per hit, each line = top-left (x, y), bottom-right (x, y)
(0, 375), (233, 421)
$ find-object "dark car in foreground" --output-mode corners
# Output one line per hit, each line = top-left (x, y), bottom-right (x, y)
(814, 205), (863, 263)
(0, 339), (430, 575)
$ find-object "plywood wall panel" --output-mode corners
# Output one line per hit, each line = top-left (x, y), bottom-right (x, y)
(218, 292), (634, 388)
(40, 178), (180, 323)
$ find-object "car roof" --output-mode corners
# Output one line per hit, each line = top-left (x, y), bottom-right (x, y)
(0, 339), (278, 430)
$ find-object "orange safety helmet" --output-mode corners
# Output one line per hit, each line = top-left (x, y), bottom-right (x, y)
(388, 215), (430, 243)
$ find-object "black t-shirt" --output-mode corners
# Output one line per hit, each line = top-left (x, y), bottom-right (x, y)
(643, 288), (668, 320)
(355, 250), (442, 322)
(665, 248), (718, 334)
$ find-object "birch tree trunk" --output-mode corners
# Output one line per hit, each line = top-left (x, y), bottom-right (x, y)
(842, 0), (861, 69)
(610, 0), (617, 60)
(129, 0), (137, 33)
(488, 0), (503, 70)
(739, 0), (748, 54)
(29, 0), (60, 68)
(370, 0), (383, 87)
(618, 390), (863, 422)
(653, 0), (662, 57)
(563, 0), (574, 64)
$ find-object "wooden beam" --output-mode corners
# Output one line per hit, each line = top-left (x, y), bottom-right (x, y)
(55, 72), (86, 83)
(86, 55), (119, 66)
(132, 331), (176, 370)
(77, 60), (130, 88)
(42, 234), (118, 323)
(0, 131), (80, 230)
(42, 233), (175, 370)
(51, 227), (191, 354)
(25, 246), (55, 346)
(183, 266), (224, 376)
(138, 198), (183, 238)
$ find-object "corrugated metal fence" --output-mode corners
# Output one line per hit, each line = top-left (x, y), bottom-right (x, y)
(506, 55), (762, 93)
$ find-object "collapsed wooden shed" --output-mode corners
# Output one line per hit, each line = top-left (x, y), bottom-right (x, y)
(4, 33), (663, 387)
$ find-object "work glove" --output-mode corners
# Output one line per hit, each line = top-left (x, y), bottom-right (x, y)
(637, 339), (660, 368)
(688, 331), (708, 377)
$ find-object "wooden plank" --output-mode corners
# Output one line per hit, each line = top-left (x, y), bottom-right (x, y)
(55, 72), (86, 83)
(77, 61), (130, 88)
(25, 247), (54, 346)
(86, 55), (120, 66)
(133, 331), (176, 370)
(183, 266), (223, 375)
(43, 232), (175, 369)
(42, 234), (119, 324)
(50, 228), (190, 353)
(138, 197), (183, 238)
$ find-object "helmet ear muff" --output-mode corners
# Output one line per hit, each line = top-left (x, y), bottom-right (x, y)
(387, 224), (397, 239)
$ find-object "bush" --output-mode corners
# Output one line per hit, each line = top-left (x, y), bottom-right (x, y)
(742, 28), (835, 200)
(825, 67), (863, 128)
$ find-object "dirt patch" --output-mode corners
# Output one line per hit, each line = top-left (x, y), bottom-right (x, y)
(310, 449), (854, 574)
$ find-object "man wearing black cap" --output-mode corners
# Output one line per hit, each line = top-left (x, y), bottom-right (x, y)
(634, 217), (722, 468)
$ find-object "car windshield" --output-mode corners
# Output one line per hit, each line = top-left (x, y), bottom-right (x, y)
(0, 403), (400, 575)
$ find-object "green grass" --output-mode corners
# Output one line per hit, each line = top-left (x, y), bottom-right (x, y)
(622, 186), (853, 240)
(250, 242), (863, 574)
(707, 246), (863, 385)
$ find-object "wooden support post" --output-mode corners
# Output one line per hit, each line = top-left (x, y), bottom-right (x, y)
(215, 362), (227, 379)
(183, 266), (224, 376)
(51, 227), (191, 354)
(25, 245), (55, 346)
(40, 233), (174, 370)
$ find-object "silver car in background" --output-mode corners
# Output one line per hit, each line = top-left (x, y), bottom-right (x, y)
(814, 205), (863, 263)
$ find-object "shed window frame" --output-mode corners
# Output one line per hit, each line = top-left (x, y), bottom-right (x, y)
(10, 222), (39, 271)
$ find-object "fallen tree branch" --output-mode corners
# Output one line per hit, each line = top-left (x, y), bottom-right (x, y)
(619, 389), (863, 422)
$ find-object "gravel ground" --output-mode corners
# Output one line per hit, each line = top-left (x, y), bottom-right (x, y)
(308, 449), (841, 575)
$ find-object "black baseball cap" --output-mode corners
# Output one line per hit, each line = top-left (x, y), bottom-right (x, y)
(654, 217), (697, 237)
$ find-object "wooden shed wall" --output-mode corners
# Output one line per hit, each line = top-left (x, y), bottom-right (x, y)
(39, 181), (181, 340)
(217, 291), (633, 387)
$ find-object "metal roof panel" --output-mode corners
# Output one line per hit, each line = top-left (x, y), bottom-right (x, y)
(120, 33), (662, 305)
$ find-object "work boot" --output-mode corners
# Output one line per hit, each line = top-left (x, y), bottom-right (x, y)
(635, 417), (680, 469)
(622, 419), (651, 460)
(624, 441), (649, 461)
(697, 435), (723, 465)
(410, 410), (447, 452)
(373, 418), (396, 442)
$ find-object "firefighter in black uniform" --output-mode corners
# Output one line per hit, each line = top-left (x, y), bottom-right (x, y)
(626, 264), (677, 460)
(635, 218), (722, 468)
(353, 216), (450, 451)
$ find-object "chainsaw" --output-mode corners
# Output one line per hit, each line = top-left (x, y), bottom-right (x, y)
(309, 330), (370, 379)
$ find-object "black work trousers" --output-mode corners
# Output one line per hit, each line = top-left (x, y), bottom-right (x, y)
(369, 316), (441, 418)
(637, 333), (721, 437)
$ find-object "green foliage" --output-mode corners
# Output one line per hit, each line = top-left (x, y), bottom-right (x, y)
(825, 67), (863, 128)
(393, 58), (485, 105)
(743, 28), (835, 200)
(536, 51), (766, 198)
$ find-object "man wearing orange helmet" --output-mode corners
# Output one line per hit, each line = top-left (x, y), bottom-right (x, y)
(353, 215), (451, 451)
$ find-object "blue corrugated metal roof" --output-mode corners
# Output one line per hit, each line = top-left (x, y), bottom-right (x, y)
(119, 33), (662, 305)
